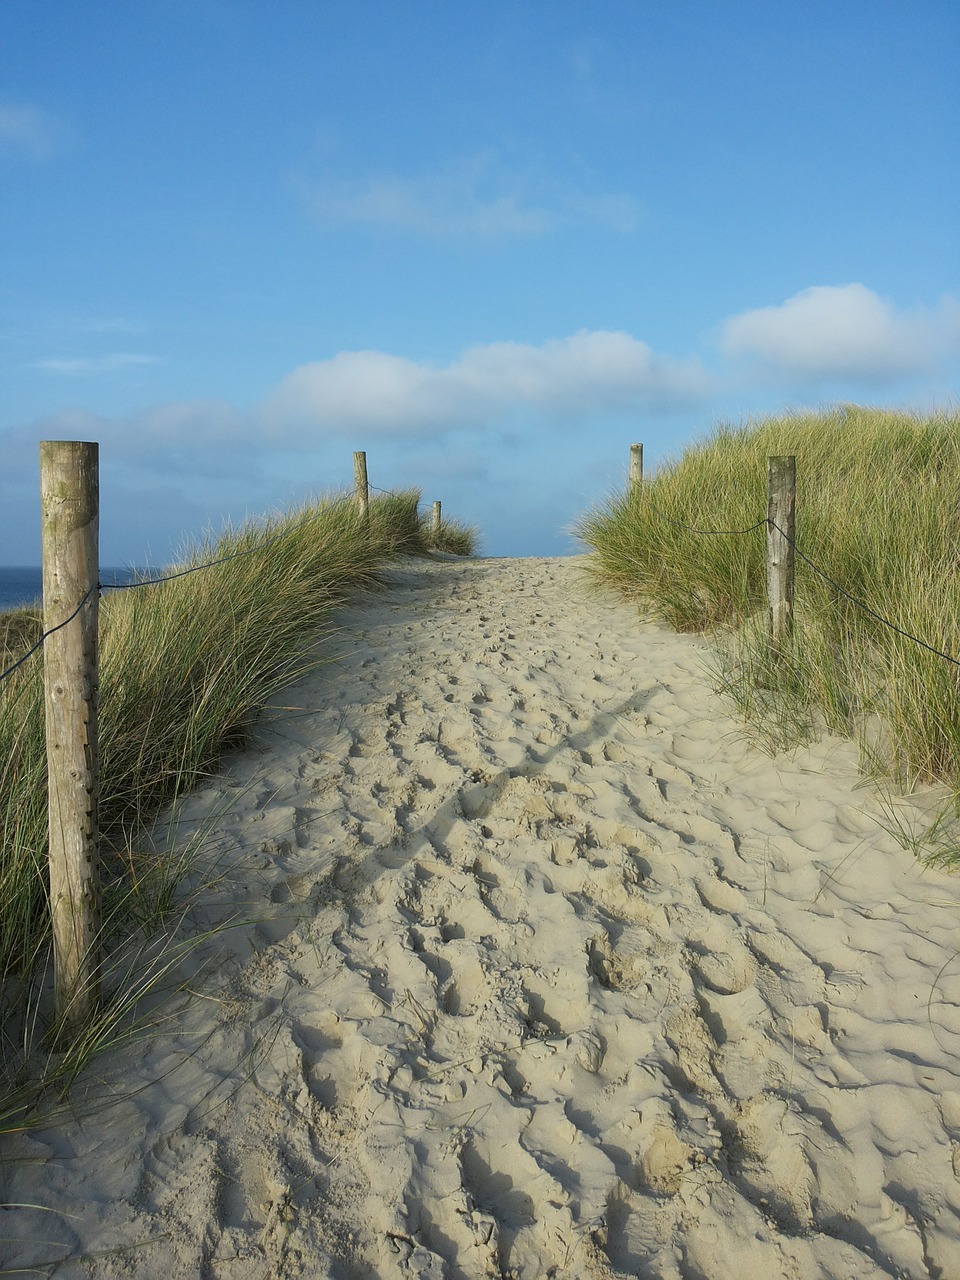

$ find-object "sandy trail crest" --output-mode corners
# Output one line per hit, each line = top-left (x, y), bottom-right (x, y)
(4, 555), (960, 1279)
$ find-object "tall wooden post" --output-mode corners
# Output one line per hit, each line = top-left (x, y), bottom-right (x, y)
(353, 451), (369, 521)
(40, 440), (101, 1038)
(629, 443), (643, 491)
(432, 500), (442, 541)
(767, 455), (796, 660)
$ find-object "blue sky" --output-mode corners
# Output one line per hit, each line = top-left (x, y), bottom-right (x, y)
(2, 0), (958, 563)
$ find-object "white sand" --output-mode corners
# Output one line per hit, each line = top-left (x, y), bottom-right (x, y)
(4, 555), (960, 1279)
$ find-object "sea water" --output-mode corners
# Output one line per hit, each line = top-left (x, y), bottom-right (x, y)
(0, 567), (152, 612)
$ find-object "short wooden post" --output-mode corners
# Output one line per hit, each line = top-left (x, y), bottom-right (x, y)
(40, 440), (101, 1039)
(629, 443), (643, 491)
(353, 450), (369, 520)
(432, 500), (442, 541)
(767, 455), (796, 660)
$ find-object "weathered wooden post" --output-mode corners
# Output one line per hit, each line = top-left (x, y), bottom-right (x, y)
(40, 440), (101, 1039)
(353, 450), (369, 521)
(767, 455), (796, 661)
(629, 443), (643, 491)
(432, 500), (442, 541)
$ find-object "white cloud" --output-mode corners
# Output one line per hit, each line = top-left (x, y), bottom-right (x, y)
(262, 351), (462, 434)
(34, 353), (164, 376)
(304, 150), (639, 238)
(0, 102), (66, 158)
(14, 332), (707, 489)
(258, 331), (710, 437)
(720, 284), (960, 381)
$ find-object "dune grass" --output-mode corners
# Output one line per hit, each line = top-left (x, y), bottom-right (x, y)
(427, 515), (479, 557)
(574, 404), (960, 865)
(0, 606), (42, 665)
(0, 487), (474, 1121)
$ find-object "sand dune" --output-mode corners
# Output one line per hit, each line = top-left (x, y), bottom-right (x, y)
(4, 555), (960, 1279)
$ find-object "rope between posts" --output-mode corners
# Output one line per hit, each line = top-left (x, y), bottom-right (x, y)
(0, 588), (98, 680)
(11, 476), (955, 681)
(636, 488), (960, 672)
(99, 499), (348, 592)
(0, 491), (373, 685)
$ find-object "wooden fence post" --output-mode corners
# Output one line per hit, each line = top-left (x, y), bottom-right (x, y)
(40, 440), (101, 1039)
(767, 455), (796, 660)
(432, 500), (442, 541)
(353, 451), (369, 520)
(630, 443), (643, 491)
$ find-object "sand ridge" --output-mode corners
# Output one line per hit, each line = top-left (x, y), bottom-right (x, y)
(3, 555), (960, 1279)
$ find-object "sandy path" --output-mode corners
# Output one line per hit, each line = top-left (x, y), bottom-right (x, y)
(4, 556), (960, 1279)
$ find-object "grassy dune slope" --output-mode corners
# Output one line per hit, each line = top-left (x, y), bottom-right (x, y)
(575, 405), (960, 862)
(0, 490), (476, 1112)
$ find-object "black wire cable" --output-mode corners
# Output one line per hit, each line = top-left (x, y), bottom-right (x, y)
(7, 481), (957, 685)
(0, 588), (97, 682)
(0, 495), (358, 684)
(0, 481), (409, 683)
(769, 520), (960, 670)
(637, 485), (960, 671)
(632, 491), (768, 537)
(100, 496), (352, 591)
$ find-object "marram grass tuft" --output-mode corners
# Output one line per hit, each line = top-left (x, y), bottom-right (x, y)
(575, 405), (960, 865)
(0, 486), (473, 1121)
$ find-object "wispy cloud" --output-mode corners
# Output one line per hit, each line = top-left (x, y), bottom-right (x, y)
(34, 353), (164, 376)
(258, 331), (709, 437)
(720, 284), (960, 382)
(0, 101), (67, 159)
(303, 150), (639, 238)
(563, 37), (639, 124)
(74, 317), (149, 336)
